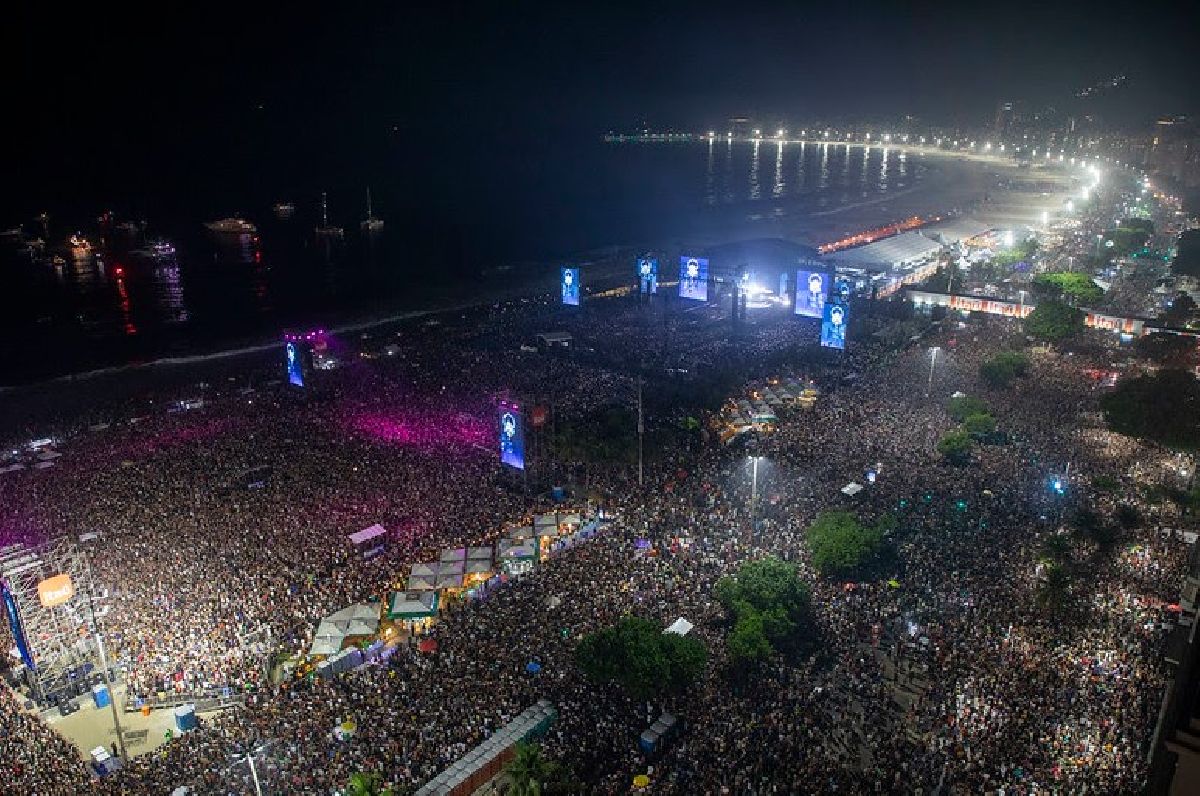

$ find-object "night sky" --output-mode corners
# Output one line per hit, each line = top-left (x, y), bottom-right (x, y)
(6, 1), (1197, 218)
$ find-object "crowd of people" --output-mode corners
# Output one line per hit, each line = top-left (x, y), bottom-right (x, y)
(0, 279), (1192, 795)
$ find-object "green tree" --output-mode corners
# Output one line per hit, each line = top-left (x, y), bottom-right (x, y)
(345, 772), (394, 796)
(806, 510), (886, 577)
(1135, 332), (1197, 366)
(660, 632), (709, 689)
(1032, 272), (1104, 305)
(1162, 293), (1198, 327)
(1024, 300), (1085, 343)
(937, 430), (974, 464)
(575, 616), (707, 699)
(1040, 533), (1072, 563)
(1101, 370), (1200, 451)
(947, 394), (989, 422)
(1172, 230), (1200, 278)
(714, 556), (811, 652)
(1036, 562), (1071, 611)
(979, 351), (1030, 389)
(504, 743), (560, 796)
(726, 610), (772, 663)
(962, 413), (996, 437)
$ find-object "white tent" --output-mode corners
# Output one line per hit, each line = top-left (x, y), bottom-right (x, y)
(841, 482), (864, 496)
(664, 617), (694, 636)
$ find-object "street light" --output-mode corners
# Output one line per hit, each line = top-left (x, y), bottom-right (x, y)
(748, 455), (763, 521)
(926, 346), (941, 398)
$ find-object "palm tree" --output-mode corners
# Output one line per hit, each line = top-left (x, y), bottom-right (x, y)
(503, 742), (558, 796)
(345, 771), (393, 796)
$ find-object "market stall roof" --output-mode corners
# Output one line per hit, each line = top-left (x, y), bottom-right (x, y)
(533, 514), (558, 528)
(467, 546), (493, 561)
(406, 574), (437, 591)
(326, 603), (379, 626)
(388, 590), (439, 620)
(438, 559), (465, 576)
(560, 513), (582, 525)
(508, 525), (534, 540)
(825, 232), (943, 269)
(435, 572), (463, 589)
(921, 218), (992, 246)
(465, 560), (493, 574)
(439, 548), (466, 564)
(499, 542), (537, 559)
(411, 563), (439, 578)
(535, 525), (559, 537)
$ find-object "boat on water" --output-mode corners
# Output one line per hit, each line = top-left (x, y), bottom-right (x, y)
(315, 192), (344, 239)
(273, 201), (296, 219)
(205, 217), (258, 234)
(361, 187), (384, 232)
(68, 233), (93, 260)
(130, 239), (177, 259)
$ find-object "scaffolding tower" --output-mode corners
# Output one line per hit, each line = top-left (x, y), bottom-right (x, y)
(0, 537), (103, 704)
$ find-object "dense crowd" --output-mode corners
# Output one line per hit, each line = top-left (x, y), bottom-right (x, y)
(0, 284), (1192, 795)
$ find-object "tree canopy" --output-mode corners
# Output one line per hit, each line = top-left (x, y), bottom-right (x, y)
(1024, 300), (1085, 343)
(1173, 230), (1200, 278)
(979, 351), (1030, 388)
(1100, 369), (1200, 451)
(806, 511), (887, 577)
(1032, 272), (1104, 305)
(714, 556), (812, 663)
(962, 412), (997, 437)
(1134, 332), (1197, 367)
(948, 394), (989, 422)
(574, 616), (708, 698)
(937, 430), (974, 464)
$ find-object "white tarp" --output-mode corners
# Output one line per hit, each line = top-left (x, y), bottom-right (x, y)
(841, 482), (864, 496)
(664, 617), (694, 636)
(348, 524), (386, 546)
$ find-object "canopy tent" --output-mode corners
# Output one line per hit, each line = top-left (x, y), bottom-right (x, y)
(560, 513), (582, 526)
(387, 590), (440, 621)
(467, 546), (493, 562)
(507, 525), (534, 540)
(408, 573), (436, 590)
(465, 560), (493, 575)
(407, 563), (439, 591)
(533, 513), (558, 530)
(664, 617), (694, 636)
(841, 482), (864, 496)
(439, 548), (467, 564)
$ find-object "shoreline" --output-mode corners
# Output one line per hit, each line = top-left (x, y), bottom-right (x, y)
(0, 147), (1075, 395)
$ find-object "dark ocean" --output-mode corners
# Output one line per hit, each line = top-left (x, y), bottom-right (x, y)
(0, 139), (933, 384)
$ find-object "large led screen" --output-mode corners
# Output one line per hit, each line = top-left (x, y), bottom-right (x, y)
(637, 258), (658, 295)
(678, 256), (708, 301)
(499, 403), (526, 470)
(286, 342), (305, 387)
(794, 268), (830, 318)
(561, 267), (580, 306)
(820, 301), (848, 350)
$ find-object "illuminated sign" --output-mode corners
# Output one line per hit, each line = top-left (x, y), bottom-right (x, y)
(637, 258), (658, 295)
(794, 267), (830, 318)
(561, 267), (580, 306)
(499, 403), (526, 470)
(286, 342), (304, 388)
(820, 302), (848, 350)
(37, 574), (74, 608)
(678, 256), (708, 301)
